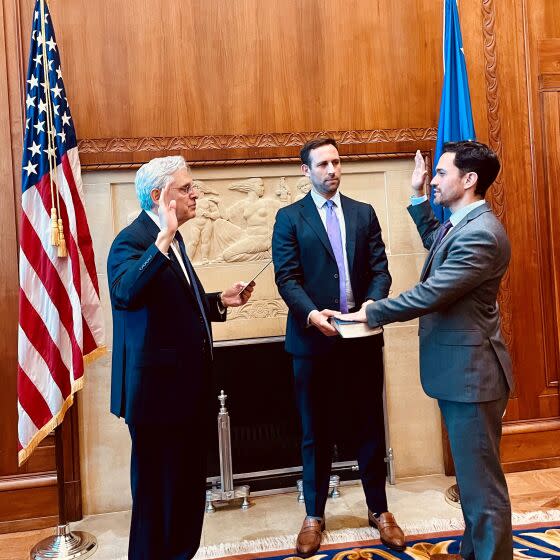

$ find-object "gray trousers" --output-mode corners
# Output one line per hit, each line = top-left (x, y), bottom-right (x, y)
(439, 396), (512, 560)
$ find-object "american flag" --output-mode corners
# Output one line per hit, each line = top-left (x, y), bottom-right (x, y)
(18, 0), (105, 465)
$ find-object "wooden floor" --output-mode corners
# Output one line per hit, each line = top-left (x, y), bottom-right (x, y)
(2, 467), (559, 560)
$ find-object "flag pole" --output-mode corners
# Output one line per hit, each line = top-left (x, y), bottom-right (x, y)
(30, 424), (98, 559)
(27, 2), (98, 555)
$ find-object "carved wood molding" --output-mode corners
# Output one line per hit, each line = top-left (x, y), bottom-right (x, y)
(0, 473), (57, 491)
(502, 417), (560, 435)
(482, 0), (513, 352)
(81, 151), (422, 171)
(77, 127), (437, 155)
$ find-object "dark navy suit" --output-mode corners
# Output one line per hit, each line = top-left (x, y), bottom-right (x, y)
(108, 210), (225, 560)
(272, 192), (391, 517)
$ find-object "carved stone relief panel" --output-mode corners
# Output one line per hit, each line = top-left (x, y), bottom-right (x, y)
(84, 157), (415, 342)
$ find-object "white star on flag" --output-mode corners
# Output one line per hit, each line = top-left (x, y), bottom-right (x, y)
(33, 54), (42, 66)
(45, 145), (56, 158)
(46, 37), (56, 51)
(33, 120), (45, 133)
(28, 141), (41, 156)
(38, 98), (47, 114)
(56, 66), (62, 79)
(23, 160), (38, 176)
(58, 130), (67, 143)
(61, 112), (71, 126)
(25, 94), (36, 109)
(51, 84), (62, 98)
(27, 75), (39, 89)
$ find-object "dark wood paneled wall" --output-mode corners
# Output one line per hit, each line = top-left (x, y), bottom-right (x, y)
(1, 0), (559, 529)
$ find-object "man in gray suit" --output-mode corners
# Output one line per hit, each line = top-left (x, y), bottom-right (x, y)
(338, 141), (513, 560)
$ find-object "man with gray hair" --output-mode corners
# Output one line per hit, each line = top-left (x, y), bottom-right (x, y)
(107, 156), (254, 560)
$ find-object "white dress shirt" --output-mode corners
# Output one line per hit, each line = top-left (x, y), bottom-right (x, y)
(146, 210), (190, 284)
(410, 195), (486, 228)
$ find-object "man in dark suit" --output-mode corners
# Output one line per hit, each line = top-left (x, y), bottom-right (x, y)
(107, 156), (254, 560)
(272, 138), (405, 557)
(340, 141), (513, 560)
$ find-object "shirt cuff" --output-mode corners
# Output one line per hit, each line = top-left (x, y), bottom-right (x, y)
(306, 310), (318, 327)
(217, 293), (227, 314)
(410, 194), (428, 205)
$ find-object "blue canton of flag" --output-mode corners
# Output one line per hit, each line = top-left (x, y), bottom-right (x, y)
(22, 0), (76, 193)
(432, 0), (476, 221)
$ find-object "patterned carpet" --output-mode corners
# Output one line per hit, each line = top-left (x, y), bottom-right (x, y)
(207, 523), (560, 560)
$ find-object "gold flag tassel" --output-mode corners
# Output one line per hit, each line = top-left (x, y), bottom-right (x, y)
(40, 0), (66, 256)
(50, 207), (59, 246)
(57, 218), (67, 257)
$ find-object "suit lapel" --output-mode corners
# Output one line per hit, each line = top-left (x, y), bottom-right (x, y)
(299, 193), (336, 261)
(340, 194), (357, 272)
(138, 211), (196, 300)
(420, 203), (491, 281)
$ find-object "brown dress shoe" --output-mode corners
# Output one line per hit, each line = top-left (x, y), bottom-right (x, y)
(368, 511), (406, 552)
(430, 555), (462, 559)
(296, 517), (325, 557)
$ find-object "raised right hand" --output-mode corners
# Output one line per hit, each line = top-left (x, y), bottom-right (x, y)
(411, 150), (429, 194)
(157, 184), (178, 237)
(309, 309), (338, 337)
(155, 185), (178, 254)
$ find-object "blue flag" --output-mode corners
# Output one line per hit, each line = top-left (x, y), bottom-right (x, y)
(432, 0), (476, 221)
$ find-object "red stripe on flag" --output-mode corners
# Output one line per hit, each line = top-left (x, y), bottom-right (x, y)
(33, 173), (82, 299)
(19, 289), (71, 399)
(20, 212), (84, 380)
(33, 174), (98, 353)
(17, 366), (53, 434)
(82, 316), (98, 358)
(62, 153), (100, 296)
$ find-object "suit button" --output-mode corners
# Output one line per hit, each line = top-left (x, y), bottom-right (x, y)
(334, 298), (339, 304)
(334, 273), (339, 279)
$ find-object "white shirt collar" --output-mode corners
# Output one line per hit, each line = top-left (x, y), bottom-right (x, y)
(449, 199), (486, 227)
(146, 209), (161, 228)
(310, 188), (342, 209)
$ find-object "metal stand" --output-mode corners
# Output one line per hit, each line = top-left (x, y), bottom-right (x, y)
(382, 350), (396, 485)
(30, 524), (97, 559)
(205, 390), (250, 513)
(296, 475), (340, 503)
(445, 483), (461, 508)
(30, 425), (97, 559)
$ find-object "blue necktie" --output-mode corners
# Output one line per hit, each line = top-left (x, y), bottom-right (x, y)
(174, 231), (212, 347)
(325, 200), (348, 313)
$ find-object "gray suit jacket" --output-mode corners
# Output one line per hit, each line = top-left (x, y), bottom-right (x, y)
(366, 200), (513, 403)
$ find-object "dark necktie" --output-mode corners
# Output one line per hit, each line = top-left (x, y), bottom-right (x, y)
(433, 219), (453, 250)
(174, 231), (212, 347)
(325, 199), (349, 313)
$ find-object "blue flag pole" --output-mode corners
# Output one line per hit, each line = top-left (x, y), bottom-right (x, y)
(431, 0), (476, 221)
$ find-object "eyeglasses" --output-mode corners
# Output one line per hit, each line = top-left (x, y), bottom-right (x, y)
(172, 183), (200, 196)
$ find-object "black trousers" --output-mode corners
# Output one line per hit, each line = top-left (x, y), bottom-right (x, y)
(127, 424), (208, 560)
(292, 336), (388, 518)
